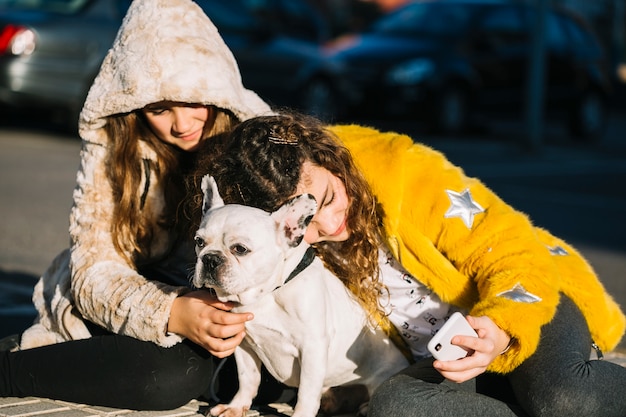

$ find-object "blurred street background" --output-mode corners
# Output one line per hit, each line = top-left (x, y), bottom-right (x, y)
(1, 0), (626, 352)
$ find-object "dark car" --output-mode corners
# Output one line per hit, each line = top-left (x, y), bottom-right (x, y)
(0, 0), (132, 128)
(300, 0), (612, 141)
(0, 0), (329, 130)
(196, 0), (330, 110)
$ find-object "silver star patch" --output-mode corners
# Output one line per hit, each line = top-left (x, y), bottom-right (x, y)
(497, 283), (542, 303)
(444, 188), (485, 229)
(548, 245), (569, 256)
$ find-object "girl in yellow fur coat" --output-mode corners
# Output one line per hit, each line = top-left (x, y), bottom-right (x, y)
(194, 112), (626, 417)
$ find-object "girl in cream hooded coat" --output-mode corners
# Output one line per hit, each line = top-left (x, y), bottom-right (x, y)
(1, 0), (277, 410)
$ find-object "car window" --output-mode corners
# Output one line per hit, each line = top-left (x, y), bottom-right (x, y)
(0, 0), (90, 14)
(473, 5), (528, 50)
(558, 12), (602, 57)
(371, 3), (473, 36)
(479, 6), (525, 33)
(545, 12), (569, 51)
(244, 0), (330, 42)
(195, 0), (258, 32)
(196, 0), (329, 42)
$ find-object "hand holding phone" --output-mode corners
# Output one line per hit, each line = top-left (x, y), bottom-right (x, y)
(427, 312), (478, 361)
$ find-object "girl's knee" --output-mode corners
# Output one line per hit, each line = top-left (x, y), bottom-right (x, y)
(369, 374), (430, 417)
(369, 377), (398, 411)
(525, 386), (603, 417)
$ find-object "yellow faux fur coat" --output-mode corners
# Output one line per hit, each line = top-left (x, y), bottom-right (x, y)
(328, 124), (625, 374)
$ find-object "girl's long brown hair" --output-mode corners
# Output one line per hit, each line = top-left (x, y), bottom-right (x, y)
(188, 112), (386, 322)
(105, 106), (237, 266)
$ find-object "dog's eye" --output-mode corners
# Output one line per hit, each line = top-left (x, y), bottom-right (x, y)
(194, 236), (205, 249)
(230, 244), (249, 256)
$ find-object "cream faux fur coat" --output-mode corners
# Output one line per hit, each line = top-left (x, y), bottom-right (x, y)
(20, 0), (271, 349)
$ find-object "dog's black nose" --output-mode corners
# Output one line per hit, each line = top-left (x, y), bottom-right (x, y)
(202, 252), (224, 271)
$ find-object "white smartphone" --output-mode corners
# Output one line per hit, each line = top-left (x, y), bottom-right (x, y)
(427, 312), (478, 361)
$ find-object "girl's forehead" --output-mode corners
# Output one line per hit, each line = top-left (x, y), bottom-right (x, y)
(296, 163), (338, 201)
(298, 162), (326, 185)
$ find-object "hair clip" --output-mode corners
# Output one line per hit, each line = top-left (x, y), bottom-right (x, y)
(268, 131), (297, 145)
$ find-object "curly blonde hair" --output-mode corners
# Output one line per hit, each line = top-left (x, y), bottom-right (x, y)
(187, 112), (386, 322)
(105, 105), (237, 266)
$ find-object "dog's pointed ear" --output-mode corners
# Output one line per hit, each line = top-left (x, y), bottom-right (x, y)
(201, 175), (224, 216)
(271, 194), (317, 248)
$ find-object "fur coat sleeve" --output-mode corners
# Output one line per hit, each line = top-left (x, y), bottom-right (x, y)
(67, 140), (189, 346)
(329, 124), (625, 374)
(20, 0), (272, 349)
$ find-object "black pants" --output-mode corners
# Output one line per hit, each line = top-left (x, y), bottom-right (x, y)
(369, 295), (626, 417)
(1, 327), (286, 410)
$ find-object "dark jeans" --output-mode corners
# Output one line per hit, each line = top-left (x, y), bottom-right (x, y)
(0, 327), (286, 410)
(369, 295), (626, 417)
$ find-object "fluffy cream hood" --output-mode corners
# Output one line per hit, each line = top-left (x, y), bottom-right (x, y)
(79, 0), (271, 145)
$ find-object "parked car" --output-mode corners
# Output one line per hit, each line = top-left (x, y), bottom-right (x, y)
(299, 0), (612, 141)
(0, 0), (329, 130)
(0, 0), (132, 129)
(196, 0), (330, 110)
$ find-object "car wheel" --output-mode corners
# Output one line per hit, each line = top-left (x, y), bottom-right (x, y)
(568, 89), (606, 142)
(433, 86), (469, 135)
(301, 78), (342, 122)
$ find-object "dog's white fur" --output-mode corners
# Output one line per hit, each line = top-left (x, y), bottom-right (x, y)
(193, 176), (409, 417)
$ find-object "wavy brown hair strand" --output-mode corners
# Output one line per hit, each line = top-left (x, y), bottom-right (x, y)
(106, 112), (148, 265)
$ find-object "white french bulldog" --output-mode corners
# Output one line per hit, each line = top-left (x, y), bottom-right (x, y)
(193, 176), (409, 417)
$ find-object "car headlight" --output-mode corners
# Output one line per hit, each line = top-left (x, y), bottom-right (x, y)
(386, 59), (435, 85)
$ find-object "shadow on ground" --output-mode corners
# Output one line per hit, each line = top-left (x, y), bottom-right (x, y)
(0, 269), (38, 338)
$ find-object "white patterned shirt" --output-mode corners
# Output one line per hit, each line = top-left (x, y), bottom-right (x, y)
(378, 247), (464, 359)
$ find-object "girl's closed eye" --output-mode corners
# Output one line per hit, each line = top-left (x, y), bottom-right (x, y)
(323, 191), (335, 207)
(144, 106), (168, 116)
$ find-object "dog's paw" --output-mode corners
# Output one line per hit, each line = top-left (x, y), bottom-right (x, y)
(208, 404), (249, 417)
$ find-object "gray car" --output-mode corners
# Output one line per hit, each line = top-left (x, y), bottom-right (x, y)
(0, 0), (331, 132)
(0, 0), (131, 130)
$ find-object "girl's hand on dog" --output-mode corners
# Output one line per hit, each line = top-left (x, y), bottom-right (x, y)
(168, 290), (253, 357)
(432, 315), (512, 383)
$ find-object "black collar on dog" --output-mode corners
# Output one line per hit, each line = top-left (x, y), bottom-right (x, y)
(280, 246), (316, 288)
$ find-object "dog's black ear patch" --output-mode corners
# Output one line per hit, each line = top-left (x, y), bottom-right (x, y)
(302, 214), (314, 228)
(288, 212), (314, 247)
(283, 224), (305, 248)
